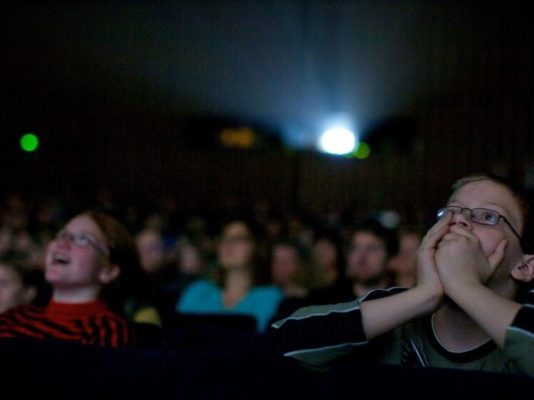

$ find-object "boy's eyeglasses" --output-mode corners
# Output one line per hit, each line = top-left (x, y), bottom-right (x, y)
(437, 206), (521, 240)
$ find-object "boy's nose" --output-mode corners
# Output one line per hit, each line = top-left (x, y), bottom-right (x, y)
(451, 210), (473, 230)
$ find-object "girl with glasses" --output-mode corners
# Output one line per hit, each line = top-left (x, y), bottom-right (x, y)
(0, 211), (138, 347)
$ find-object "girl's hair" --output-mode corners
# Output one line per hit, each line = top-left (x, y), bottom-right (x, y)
(81, 211), (148, 314)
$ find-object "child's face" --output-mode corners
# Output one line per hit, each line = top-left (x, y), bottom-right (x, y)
(447, 180), (524, 272)
(45, 215), (110, 291)
(0, 264), (26, 314)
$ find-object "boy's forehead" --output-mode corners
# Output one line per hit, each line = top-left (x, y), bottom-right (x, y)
(451, 180), (523, 224)
(451, 180), (513, 204)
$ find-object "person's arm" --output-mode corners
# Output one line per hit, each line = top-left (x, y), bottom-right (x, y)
(445, 281), (534, 376)
(435, 226), (516, 347)
(270, 287), (405, 371)
(362, 213), (451, 338)
(435, 226), (534, 376)
(270, 215), (450, 370)
(506, 291), (534, 376)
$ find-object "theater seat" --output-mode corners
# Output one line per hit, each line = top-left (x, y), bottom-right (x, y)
(166, 313), (273, 353)
(131, 322), (166, 349)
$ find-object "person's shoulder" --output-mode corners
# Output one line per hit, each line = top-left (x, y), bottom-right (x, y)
(188, 278), (217, 289)
(182, 279), (219, 295)
(524, 288), (534, 305)
(98, 306), (129, 322)
(358, 287), (408, 302)
(1, 304), (43, 318)
(249, 285), (284, 299)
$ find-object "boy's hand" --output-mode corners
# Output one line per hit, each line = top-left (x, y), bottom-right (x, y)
(415, 212), (451, 307)
(435, 225), (507, 293)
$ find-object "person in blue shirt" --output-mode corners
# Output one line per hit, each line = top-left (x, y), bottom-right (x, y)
(176, 214), (283, 332)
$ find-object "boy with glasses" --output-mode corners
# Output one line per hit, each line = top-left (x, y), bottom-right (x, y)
(271, 174), (534, 376)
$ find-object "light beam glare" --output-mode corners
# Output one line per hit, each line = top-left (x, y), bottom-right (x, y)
(318, 127), (357, 155)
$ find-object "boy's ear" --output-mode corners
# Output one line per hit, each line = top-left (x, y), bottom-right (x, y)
(511, 255), (534, 283)
(99, 264), (121, 285)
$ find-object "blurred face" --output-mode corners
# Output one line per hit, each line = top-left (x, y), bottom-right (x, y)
(178, 242), (202, 274)
(346, 231), (388, 283)
(387, 233), (421, 275)
(0, 264), (26, 314)
(312, 238), (338, 271)
(136, 230), (165, 273)
(217, 222), (255, 270)
(45, 215), (111, 290)
(271, 244), (299, 286)
(446, 180), (525, 276)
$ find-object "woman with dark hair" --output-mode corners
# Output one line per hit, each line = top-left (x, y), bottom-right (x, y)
(176, 216), (283, 332)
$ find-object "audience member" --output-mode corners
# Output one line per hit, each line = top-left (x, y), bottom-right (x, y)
(309, 229), (345, 289)
(136, 227), (168, 275)
(270, 239), (311, 298)
(386, 225), (423, 288)
(176, 214), (284, 332)
(271, 173), (534, 377)
(152, 237), (206, 328)
(0, 259), (39, 314)
(0, 211), (135, 347)
(305, 218), (398, 305)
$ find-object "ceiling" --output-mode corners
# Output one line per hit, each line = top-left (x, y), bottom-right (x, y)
(2, 1), (532, 153)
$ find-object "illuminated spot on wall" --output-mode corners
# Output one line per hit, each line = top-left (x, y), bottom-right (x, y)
(20, 133), (40, 152)
(354, 142), (370, 159)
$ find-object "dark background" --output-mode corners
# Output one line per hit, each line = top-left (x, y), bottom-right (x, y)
(2, 1), (534, 223)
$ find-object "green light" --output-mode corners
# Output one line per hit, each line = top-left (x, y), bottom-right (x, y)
(20, 133), (39, 152)
(354, 142), (370, 159)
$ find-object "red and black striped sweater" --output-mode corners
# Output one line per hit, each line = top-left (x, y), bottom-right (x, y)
(0, 300), (131, 347)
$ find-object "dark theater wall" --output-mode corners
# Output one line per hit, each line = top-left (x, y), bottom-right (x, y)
(2, 1), (534, 222)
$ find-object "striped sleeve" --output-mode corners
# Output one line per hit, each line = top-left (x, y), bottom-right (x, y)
(505, 289), (534, 377)
(0, 306), (131, 347)
(270, 288), (405, 371)
(0, 306), (52, 340)
(93, 314), (131, 347)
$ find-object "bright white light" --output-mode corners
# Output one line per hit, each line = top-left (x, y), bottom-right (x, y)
(318, 127), (357, 155)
